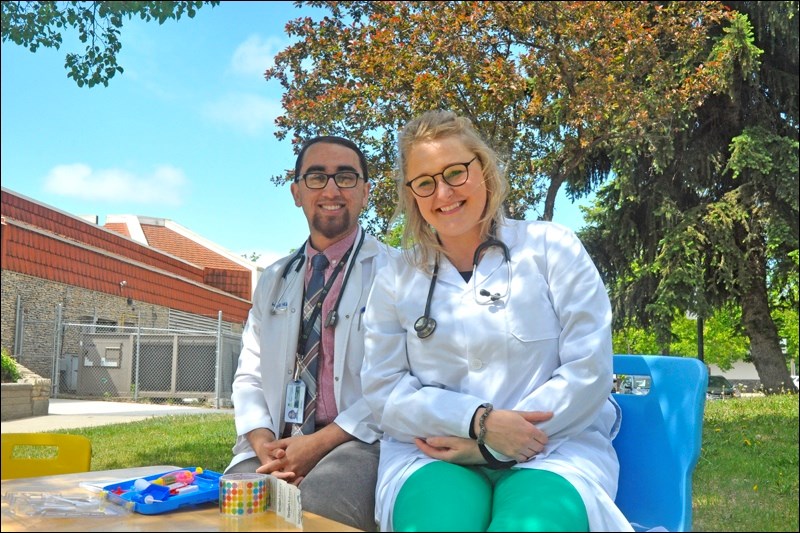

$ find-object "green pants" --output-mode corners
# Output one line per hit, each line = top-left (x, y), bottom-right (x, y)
(392, 461), (589, 532)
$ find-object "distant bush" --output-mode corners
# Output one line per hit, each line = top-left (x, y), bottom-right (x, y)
(2, 347), (21, 383)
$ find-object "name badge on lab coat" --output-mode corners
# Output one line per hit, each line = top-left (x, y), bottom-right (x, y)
(284, 380), (306, 423)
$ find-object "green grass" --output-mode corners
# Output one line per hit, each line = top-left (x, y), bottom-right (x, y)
(54, 395), (798, 531)
(693, 394), (798, 532)
(67, 412), (237, 473)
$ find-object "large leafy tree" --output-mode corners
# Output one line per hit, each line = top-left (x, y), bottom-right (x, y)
(266, 1), (797, 392)
(581, 2), (799, 393)
(266, 1), (733, 233)
(1, 1), (219, 87)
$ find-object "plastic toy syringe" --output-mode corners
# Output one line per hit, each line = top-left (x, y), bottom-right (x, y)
(151, 467), (203, 486)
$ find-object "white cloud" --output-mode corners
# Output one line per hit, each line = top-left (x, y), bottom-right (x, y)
(202, 92), (281, 136)
(43, 163), (187, 206)
(230, 34), (285, 78)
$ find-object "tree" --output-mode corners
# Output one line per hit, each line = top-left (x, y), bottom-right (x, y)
(265, 1), (733, 233)
(581, 2), (799, 393)
(242, 252), (261, 263)
(613, 306), (751, 371)
(265, 2), (797, 384)
(264, 2), (796, 392)
(1, 1), (219, 87)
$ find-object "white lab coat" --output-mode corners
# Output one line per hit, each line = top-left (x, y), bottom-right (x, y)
(362, 218), (633, 532)
(227, 229), (385, 471)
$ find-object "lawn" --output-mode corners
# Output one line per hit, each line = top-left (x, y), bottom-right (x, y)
(59, 394), (799, 531)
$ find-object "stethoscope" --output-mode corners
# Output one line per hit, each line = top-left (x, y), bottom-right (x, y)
(270, 230), (365, 329)
(413, 233), (511, 339)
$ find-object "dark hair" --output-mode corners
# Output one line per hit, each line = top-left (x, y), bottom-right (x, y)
(293, 135), (369, 182)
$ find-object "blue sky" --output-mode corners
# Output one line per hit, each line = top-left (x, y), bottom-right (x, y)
(1, 1), (587, 267)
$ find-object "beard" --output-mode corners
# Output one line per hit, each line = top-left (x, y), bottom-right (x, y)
(311, 208), (354, 240)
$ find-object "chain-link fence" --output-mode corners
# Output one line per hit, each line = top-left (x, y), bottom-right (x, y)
(14, 307), (241, 408)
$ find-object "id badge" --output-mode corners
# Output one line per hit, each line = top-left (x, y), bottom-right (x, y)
(284, 379), (306, 424)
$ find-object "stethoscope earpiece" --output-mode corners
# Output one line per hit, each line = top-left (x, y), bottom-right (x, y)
(414, 316), (437, 338)
(479, 289), (502, 301)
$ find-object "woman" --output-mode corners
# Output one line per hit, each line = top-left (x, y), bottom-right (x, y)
(361, 110), (632, 531)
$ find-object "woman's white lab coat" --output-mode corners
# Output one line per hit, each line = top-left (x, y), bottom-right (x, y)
(227, 229), (384, 471)
(362, 218), (633, 532)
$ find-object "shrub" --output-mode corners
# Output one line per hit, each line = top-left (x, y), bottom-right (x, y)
(1, 347), (21, 383)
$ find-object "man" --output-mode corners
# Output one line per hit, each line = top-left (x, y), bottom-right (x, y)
(226, 136), (385, 531)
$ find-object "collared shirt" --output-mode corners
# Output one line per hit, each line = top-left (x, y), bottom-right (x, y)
(303, 227), (359, 427)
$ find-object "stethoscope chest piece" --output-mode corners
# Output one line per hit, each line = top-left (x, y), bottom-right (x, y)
(414, 315), (437, 338)
(413, 228), (510, 339)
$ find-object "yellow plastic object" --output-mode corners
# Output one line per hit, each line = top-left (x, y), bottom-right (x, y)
(1, 433), (91, 480)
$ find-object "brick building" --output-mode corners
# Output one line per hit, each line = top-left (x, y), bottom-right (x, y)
(1, 187), (259, 391)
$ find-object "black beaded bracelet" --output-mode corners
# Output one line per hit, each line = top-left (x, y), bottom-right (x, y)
(478, 443), (517, 470)
(469, 403), (490, 440)
(477, 403), (493, 445)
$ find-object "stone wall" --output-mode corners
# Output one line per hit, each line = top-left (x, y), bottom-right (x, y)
(2, 269), (169, 380)
(1, 363), (50, 421)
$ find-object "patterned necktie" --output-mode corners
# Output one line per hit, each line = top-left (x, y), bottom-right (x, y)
(293, 252), (329, 436)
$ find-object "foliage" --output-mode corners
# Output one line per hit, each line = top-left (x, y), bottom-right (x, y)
(613, 305), (751, 370)
(1, 347), (21, 383)
(265, 1), (733, 235)
(612, 323), (660, 356)
(264, 2), (798, 390)
(0, 1), (219, 87)
(581, 2), (799, 392)
(264, 1), (798, 387)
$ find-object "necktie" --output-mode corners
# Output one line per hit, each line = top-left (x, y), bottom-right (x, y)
(293, 252), (329, 436)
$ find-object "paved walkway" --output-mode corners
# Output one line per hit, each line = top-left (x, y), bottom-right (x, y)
(1, 399), (231, 433)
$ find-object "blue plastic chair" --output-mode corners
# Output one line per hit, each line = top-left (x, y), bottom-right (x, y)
(612, 354), (708, 532)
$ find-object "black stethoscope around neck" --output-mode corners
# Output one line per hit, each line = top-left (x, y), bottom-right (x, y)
(413, 234), (511, 339)
(271, 230), (365, 328)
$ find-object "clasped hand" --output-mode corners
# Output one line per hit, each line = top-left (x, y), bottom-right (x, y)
(255, 434), (323, 485)
(415, 409), (552, 465)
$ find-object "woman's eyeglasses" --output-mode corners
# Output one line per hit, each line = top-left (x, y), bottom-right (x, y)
(405, 156), (478, 198)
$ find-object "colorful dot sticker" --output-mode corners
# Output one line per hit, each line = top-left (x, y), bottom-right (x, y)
(219, 473), (269, 516)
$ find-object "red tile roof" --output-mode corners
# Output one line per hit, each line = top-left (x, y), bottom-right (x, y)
(102, 219), (253, 300)
(1, 188), (251, 324)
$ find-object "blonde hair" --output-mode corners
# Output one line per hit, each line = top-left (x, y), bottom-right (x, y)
(393, 110), (509, 269)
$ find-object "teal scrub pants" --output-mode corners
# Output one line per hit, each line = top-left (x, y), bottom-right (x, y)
(392, 461), (589, 532)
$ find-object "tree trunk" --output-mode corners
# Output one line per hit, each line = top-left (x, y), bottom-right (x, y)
(739, 248), (797, 394)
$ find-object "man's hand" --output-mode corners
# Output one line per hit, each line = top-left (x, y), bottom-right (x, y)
(253, 424), (352, 486)
(256, 434), (325, 485)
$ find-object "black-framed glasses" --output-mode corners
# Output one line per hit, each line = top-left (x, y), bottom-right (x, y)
(405, 156), (478, 198)
(298, 171), (363, 189)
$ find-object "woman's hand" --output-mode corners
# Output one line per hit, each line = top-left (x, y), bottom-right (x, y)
(415, 436), (485, 465)
(481, 409), (553, 463)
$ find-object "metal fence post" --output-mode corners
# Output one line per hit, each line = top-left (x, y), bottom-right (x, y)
(134, 316), (142, 402)
(52, 303), (63, 398)
(215, 311), (223, 409)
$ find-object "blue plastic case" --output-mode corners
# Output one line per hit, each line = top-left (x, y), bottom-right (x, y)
(103, 467), (222, 515)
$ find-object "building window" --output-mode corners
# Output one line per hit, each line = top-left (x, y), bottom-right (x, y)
(101, 345), (122, 368)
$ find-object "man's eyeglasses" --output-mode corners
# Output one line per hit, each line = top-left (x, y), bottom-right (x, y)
(405, 156), (478, 198)
(298, 171), (363, 189)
